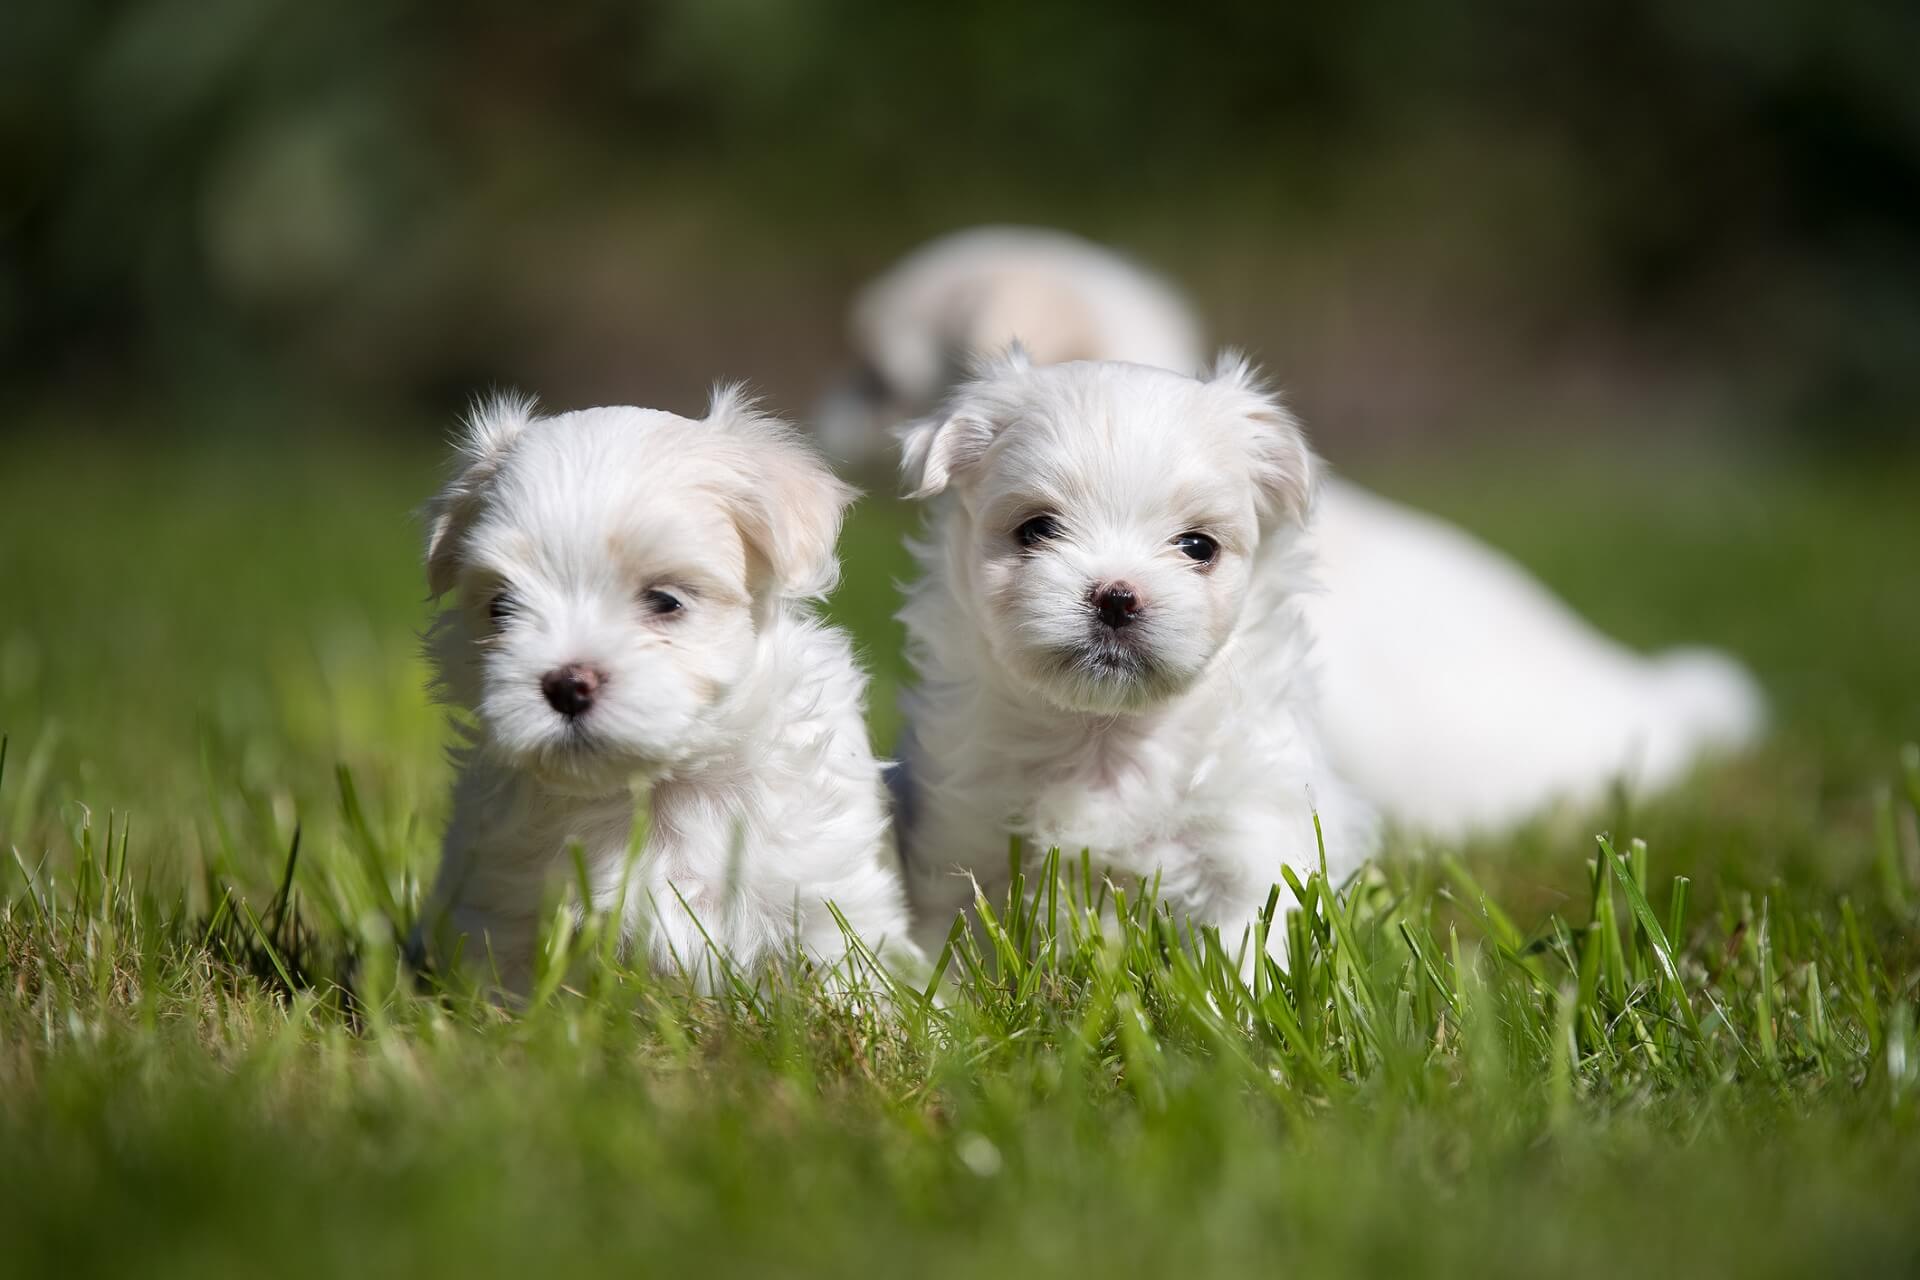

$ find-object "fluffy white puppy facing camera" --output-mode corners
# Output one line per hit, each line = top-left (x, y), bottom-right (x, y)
(413, 388), (917, 997)
(893, 348), (1376, 963)
(839, 226), (1765, 845)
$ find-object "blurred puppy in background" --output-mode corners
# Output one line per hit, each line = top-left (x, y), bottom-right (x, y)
(815, 227), (1204, 467)
(823, 226), (1765, 848)
(894, 349), (1374, 959)
(415, 389), (917, 995)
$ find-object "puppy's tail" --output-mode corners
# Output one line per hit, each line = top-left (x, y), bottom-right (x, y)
(1647, 645), (1768, 756)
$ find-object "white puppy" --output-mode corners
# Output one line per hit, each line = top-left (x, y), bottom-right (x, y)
(894, 349), (1374, 959)
(415, 389), (916, 994)
(825, 226), (1765, 841)
(816, 226), (1205, 466)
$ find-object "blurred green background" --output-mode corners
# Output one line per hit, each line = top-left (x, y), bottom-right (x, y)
(4, 0), (1919, 882)
(4, 15), (1920, 1273)
(7, 0), (1920, 447)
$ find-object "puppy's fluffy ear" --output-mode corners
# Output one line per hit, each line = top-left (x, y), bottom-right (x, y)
(894, 343), (1029, 499)
(1207, 351), (1318, 529)
(896, 408), (995, 500)
(707, 385), (856, 599)
(426, 392), (538, 597)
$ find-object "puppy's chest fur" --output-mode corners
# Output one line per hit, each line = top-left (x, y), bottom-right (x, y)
(606, 624), (898, 971)
(432, 612), (906, 988)
(1017, 717), (1195, 855)
(901, 529), (1368, 938)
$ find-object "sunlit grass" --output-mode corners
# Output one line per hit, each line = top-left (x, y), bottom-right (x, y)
(3, 431), (1918, 1277)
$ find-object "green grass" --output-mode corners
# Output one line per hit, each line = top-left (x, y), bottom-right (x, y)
(3, 430), (1919, 1278)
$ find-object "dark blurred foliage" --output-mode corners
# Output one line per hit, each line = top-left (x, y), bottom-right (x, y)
(4, 0), (1917, 442)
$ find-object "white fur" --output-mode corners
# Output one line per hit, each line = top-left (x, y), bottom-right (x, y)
(832, 226), (1766, 846)
(893, 354), (1374, 961)
(816, 227), (1205, 465)
(416, 390), (917, 994)
(1305, 482), (1765, 833)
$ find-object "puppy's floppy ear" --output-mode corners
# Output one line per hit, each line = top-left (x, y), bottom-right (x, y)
(893, 342), (1029, 499)
(426, 391), (537, 597)
(707, 384), (856, 599)
(1206, 350), (1318, 529)
(896, 408), (995, 500)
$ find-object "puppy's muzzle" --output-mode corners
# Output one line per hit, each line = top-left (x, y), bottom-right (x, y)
(1092, 581), (1144, 631)
(541, 663), (604, 719)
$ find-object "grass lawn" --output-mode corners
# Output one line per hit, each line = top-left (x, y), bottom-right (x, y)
(3, 422), (1918, 1278)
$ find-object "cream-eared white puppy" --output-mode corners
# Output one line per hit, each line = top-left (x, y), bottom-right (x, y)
(824, 226), (1764, 841)
(415, 389), (917, 994)
(816, 226), (1205, 466)
(894, 349), (1374, 958)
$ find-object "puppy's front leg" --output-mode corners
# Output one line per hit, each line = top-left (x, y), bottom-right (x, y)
(1202, 788), (1373, 975)
(423, 765), (638, 996)
(418, 839), (551, 997)
(903, 838), (1016, 960)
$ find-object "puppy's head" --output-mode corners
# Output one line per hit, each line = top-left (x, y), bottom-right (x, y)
(426, 388), (853, 790)
(899, 351), (1315, 715)
(813, 227), (1206, 466)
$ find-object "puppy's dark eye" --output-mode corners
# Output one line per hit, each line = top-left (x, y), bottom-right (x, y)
(1176, 533), (1218, 565)
(1015, 514), (1062, 549)
(642, 589), (684, 616)
(488, 589), (518, 625)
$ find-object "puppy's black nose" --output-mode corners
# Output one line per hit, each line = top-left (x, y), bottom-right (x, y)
(541, 664), (602, 719)
(1094, 582), (1143, 630)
